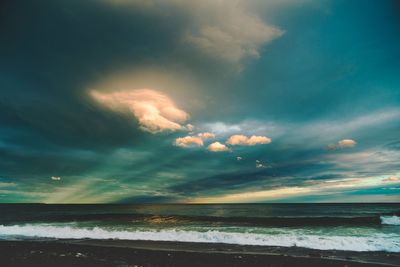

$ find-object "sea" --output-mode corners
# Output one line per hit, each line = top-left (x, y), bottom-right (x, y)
(0, 203), (399, 252)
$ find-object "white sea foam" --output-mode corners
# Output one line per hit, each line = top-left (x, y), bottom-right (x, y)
(381, 215), (400, 226)
(0, 224), (399, 252)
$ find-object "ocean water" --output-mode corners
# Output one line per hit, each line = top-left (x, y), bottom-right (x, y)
(0, 203), (399, 252)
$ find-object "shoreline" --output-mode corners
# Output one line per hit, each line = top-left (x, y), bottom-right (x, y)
(0, 239), (399, 266)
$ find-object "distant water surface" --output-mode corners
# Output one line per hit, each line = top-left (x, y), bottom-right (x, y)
(0, 203), (399, 252)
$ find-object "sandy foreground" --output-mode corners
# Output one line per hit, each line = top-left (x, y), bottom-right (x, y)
(0, 239), (399, 267)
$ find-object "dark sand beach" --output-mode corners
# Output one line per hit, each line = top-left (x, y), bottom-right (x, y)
(0, 240), (399, 267)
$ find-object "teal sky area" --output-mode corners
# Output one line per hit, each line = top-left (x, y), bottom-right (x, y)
(0, 0), (399, 203)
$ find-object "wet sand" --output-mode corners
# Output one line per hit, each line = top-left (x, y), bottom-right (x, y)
(0, 239), (399, 267)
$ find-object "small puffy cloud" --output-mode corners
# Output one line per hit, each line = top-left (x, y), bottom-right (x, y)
(208, 142), (230, 152)
(51, 176), (61, 181)
(197, 132), (216, 139)
(175, 136), (204, 148)
(338, 139), (357, 148)
(175, 132), (215, 148)
(91, 89), (190, 133)
(382, 176), (399, 182)
(328, 139), (357, 150)
(256, 160), (268, 169)
(226, 134), (272, 146)
(186, 124), (195, 132)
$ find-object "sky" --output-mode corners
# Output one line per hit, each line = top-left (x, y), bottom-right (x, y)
(0, 0), (399, 203)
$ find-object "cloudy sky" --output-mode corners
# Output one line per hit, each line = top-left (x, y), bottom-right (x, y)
(1, 0), (399, 203)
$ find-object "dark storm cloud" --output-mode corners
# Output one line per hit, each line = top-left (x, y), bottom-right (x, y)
(0, 0), (190, 149)
(0, 0), (211, 184)
(1, 0), (268, 152)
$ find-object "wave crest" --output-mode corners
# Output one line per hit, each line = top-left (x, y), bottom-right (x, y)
(0, 224), (399, 252)
(381, 216), (400, 225)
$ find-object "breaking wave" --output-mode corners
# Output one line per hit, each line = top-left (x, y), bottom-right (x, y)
(381, 215), (400, 226)
(0, 224), (399, 252)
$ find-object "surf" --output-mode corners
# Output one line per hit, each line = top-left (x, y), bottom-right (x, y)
(0, 224), (399, 252)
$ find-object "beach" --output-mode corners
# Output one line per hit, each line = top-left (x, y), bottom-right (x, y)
(1, 239), (399, 267)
